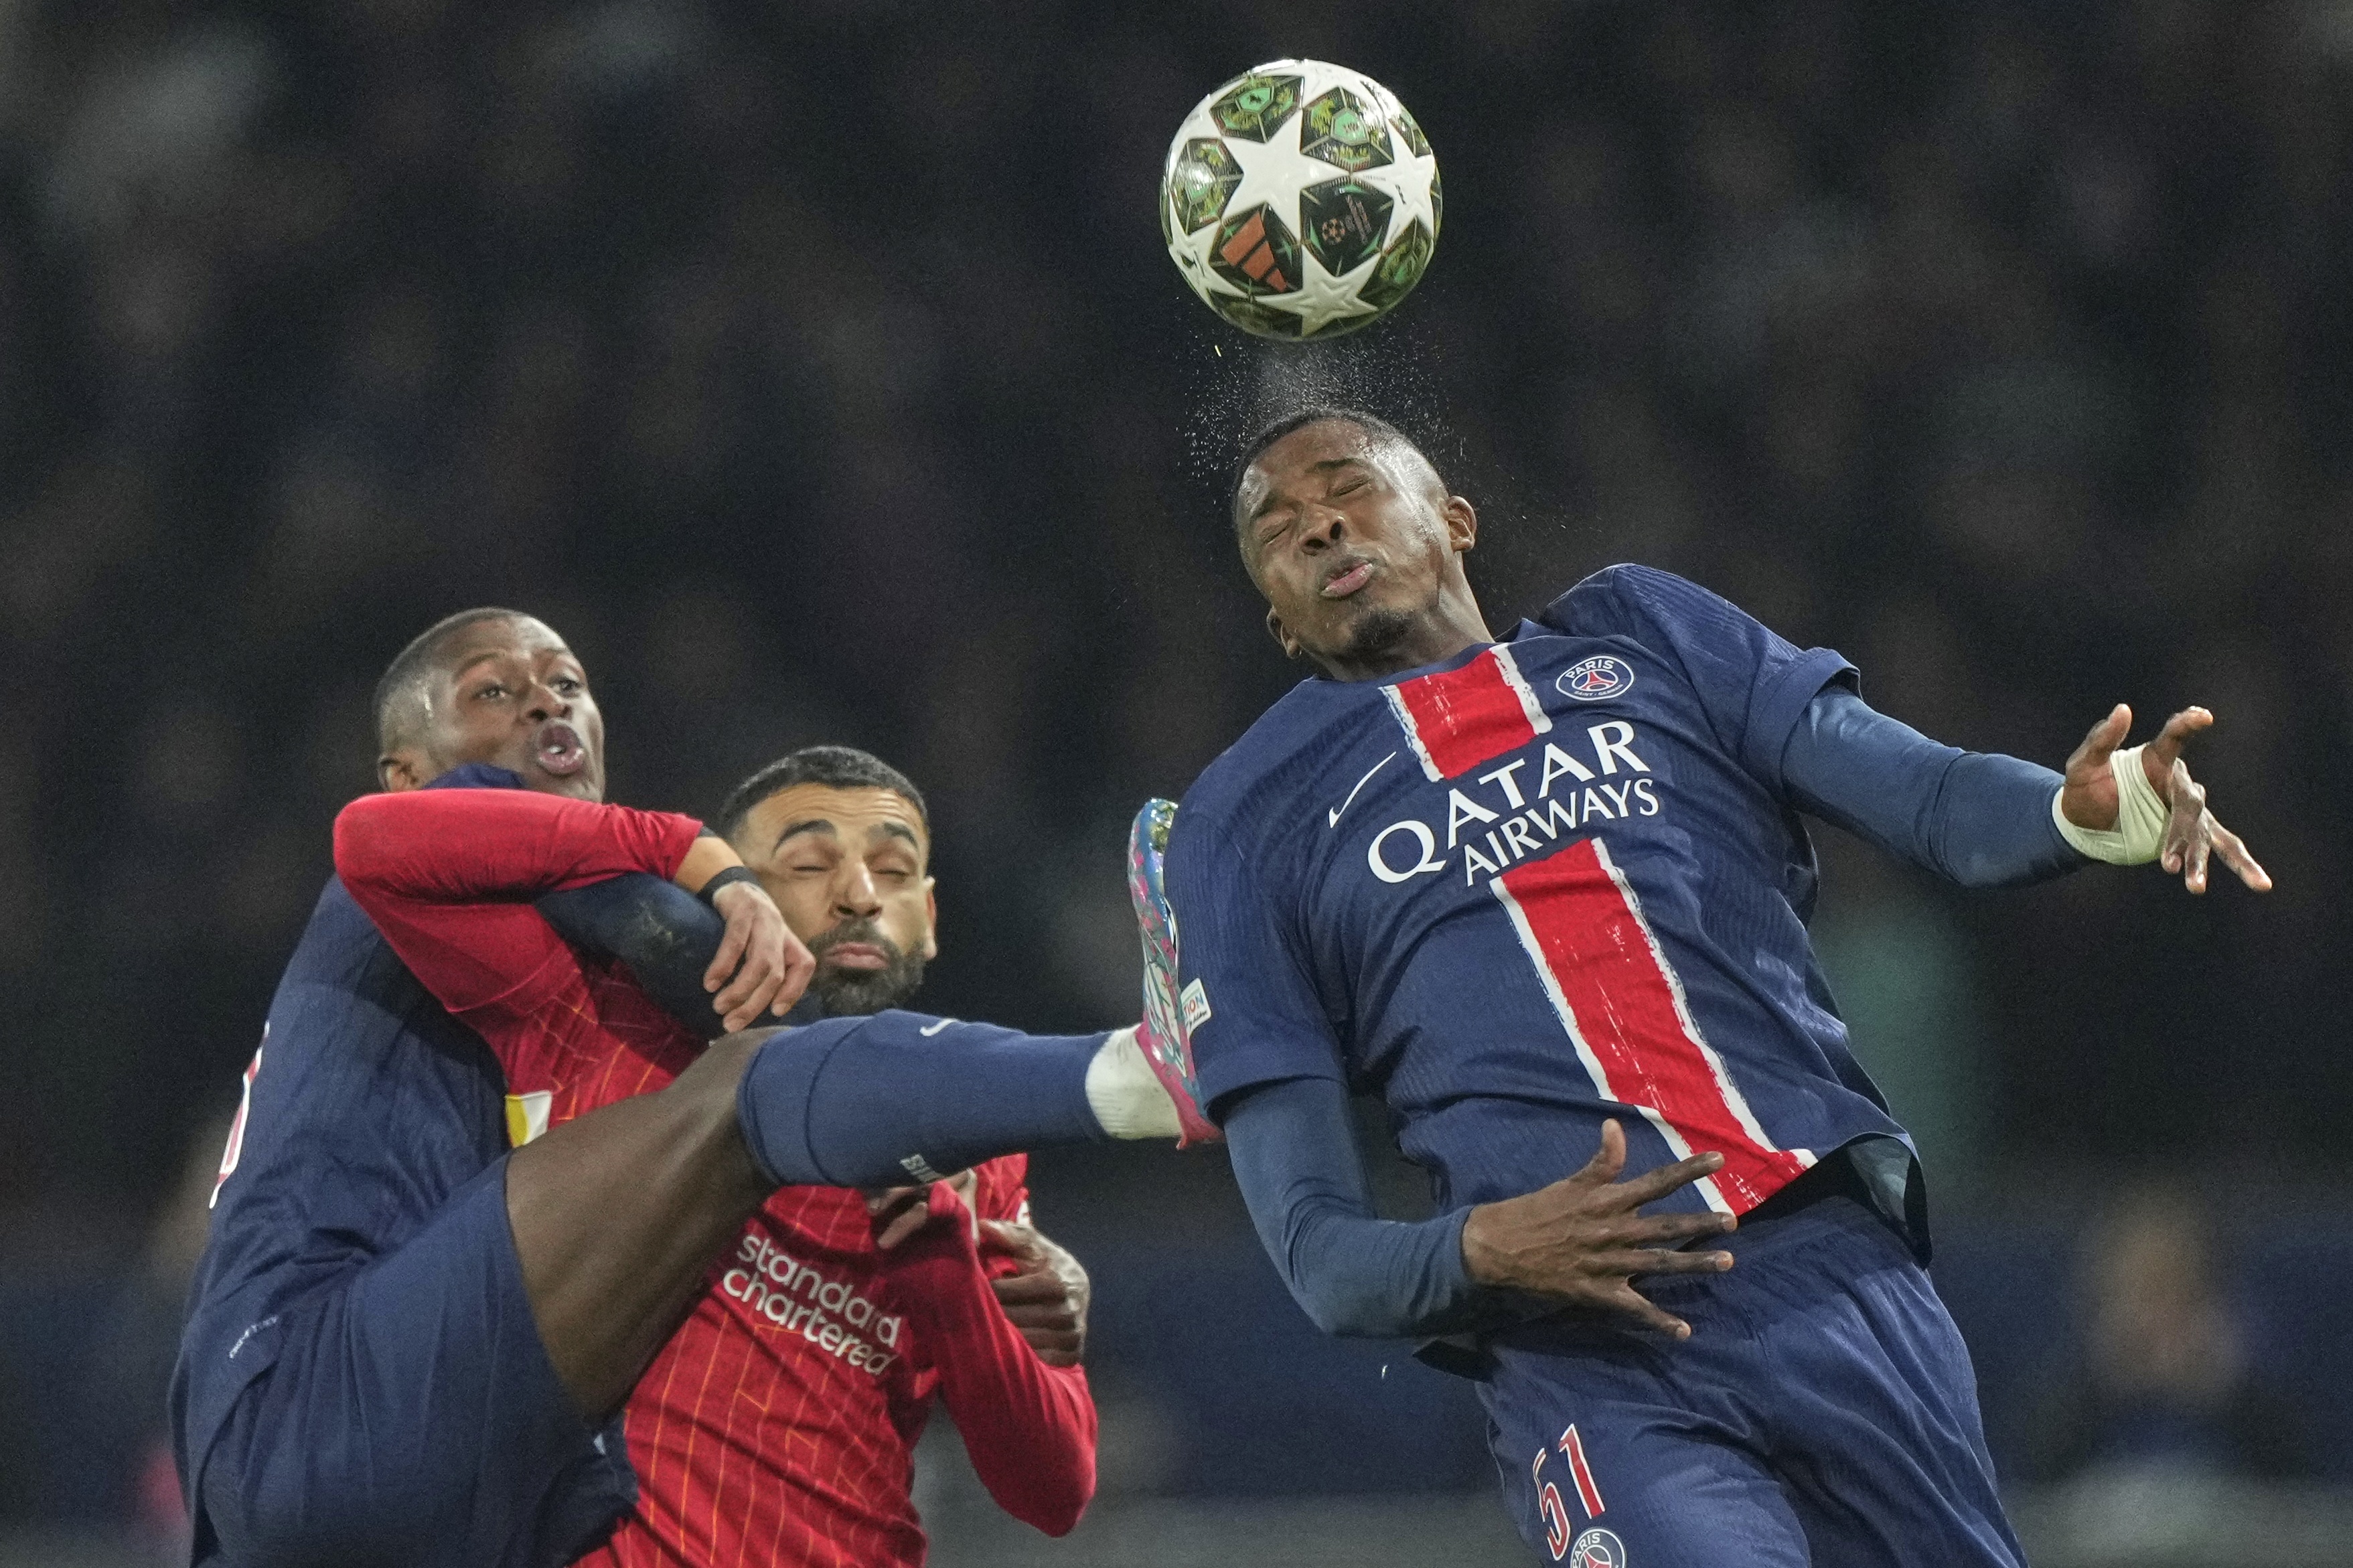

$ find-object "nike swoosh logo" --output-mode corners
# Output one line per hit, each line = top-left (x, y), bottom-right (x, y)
(1329, 751), (1399, 828)
(919, 1018), (956, 1036)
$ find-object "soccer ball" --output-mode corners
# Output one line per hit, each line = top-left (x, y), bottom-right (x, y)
(1160, 60), (1440, 339)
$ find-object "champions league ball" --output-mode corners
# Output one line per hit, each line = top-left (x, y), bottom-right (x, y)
(1160, 60), (1440, 339)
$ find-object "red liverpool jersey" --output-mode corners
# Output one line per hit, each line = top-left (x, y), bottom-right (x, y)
(334, 785), (1096, 1567)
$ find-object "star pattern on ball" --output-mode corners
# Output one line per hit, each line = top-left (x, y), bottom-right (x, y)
(1260, 247), (1382, 335)
(1217, 132), (1315, 246)
(1403, 157), (1441, 237)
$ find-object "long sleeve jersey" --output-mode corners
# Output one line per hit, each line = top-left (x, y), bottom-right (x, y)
(1170, 565), (2087, 1342)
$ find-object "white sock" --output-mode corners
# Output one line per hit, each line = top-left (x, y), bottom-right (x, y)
(1086, 1026), (1181, 1140)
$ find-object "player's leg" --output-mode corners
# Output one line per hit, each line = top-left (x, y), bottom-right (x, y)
(187, 1166), (621, 1563)
(735, 1012), (1183, 1188)
(1744, 1198), (2026, 1568)
(1481, 1335), (1811, 1567)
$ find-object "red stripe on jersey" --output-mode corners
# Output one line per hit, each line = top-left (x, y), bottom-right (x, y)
(1558, 1425), (1604, 1518)
(1492, 836), (1811, 1212)
(1383, 645), (1551, 781)
(210, 1034), (265, 1209)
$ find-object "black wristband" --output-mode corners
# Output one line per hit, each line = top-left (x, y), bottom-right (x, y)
(696, 864), (762, 907)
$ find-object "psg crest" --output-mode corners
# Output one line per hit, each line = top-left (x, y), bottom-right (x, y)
(1570, 1528), (1626, 1568)
(1557, 656), (1633, 702)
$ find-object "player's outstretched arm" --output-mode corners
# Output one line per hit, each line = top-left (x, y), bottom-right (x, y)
(2056, 704), (2270, 894)
(1780, 688), (2269, 893)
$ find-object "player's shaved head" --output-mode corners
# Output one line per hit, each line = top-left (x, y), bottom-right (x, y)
(1230, 408), (1490, 682)
(372, 607), (606, 799)
(1231, 408), (1445, 544)
(373, 607), (533, 756)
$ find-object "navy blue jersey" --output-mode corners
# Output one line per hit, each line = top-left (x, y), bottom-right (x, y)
(173, 874), (629, 1567)
(1166, 564), (1908, 1217)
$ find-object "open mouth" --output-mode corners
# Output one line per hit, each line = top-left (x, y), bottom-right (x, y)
(535, 721), (587, 778)
(1322, 560), (1375, 599)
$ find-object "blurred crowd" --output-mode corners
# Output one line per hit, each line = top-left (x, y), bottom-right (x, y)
(3, 0), (2350, 1551)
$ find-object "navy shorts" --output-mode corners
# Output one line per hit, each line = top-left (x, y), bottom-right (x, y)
(1480, 1195), (2024, 1567)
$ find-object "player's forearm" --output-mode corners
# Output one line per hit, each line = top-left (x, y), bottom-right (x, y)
(505, 1031), (772, 1418)
(334, 783), (703, 905)
(895, 1249), (1097, 1535)
(1781, 688), (2085, 888)
(1224, 1076), (1499, 1339)
(536, 874), (733, 1040)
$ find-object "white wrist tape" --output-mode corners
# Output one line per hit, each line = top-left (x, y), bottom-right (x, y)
(1085, 1026), (1181, 1141)
(2051, 743), (2170, 865)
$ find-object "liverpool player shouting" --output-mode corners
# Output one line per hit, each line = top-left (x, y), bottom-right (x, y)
(1136, 410), (2268, 1567)
(332, 745), (1099, 1564)
(177, 609), (1185, 1568)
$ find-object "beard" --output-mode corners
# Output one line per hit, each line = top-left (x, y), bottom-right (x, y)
(1333, 602), (1421, 663)
(806, 917), (927, 1016)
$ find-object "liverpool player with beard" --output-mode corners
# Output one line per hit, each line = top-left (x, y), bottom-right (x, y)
(331, 731), (1115, 1560)
(712, 749), (945, 1020)
(708, 747), (1092, 1347)
(712, 745), (1098, 1471)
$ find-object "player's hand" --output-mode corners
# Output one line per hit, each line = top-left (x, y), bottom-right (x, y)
(2060, 704), (2271, 894)
(704, 880), (816, 1030)
(1458, 1120), (1734, 1340)
(865, 1169), (978, 1251)
(982, 1221), (1090, 1366)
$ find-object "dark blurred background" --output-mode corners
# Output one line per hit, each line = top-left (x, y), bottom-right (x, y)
(3, 1), (2350, 1564)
